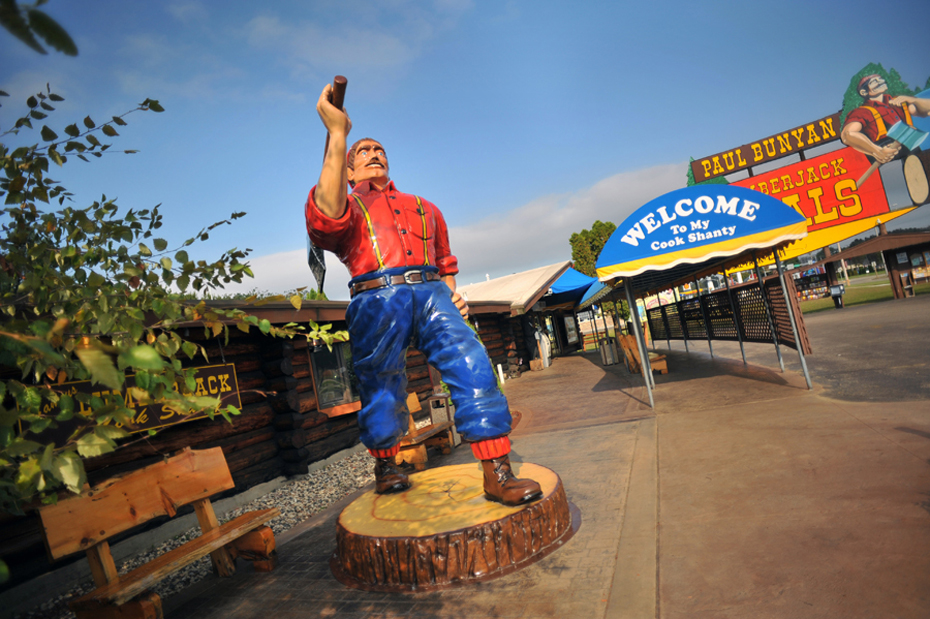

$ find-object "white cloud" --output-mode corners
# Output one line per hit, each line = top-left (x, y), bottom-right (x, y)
(167, 1), (209, 25)
(244, 15), (416, 75)
(221, 162), (686, 300)
(452, 163), (685, 286)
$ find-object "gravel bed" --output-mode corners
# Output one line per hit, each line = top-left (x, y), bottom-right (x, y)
(14, 450), (376, 619)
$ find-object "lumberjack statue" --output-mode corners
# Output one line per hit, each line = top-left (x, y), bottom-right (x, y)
(305, 80), (542, 506)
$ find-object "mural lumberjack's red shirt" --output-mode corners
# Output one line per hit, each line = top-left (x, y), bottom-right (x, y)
(305, 179), (459, 279)
(844, 94), (912, 142)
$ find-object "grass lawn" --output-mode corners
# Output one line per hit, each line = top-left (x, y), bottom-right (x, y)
(799, 278), (930, 314)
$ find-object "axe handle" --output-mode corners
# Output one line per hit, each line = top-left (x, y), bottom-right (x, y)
(856, 138), (900, 188)
(856, 161), (881, 188)
(323, 75), (348, 163)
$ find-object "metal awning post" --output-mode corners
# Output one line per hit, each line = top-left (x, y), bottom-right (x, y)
(694, 276), (714, 358)
(753, 252), (785, 372)
(624, 278), (655, 407)
(774, 253), (813, 390)
(611, 290), (624, 336)
(591, 307), (601, 351)
(659, 292), (671, 350)
(724, 275), (747, 365)
(600, 304), (610, 341)
(674, 286), (689, 353)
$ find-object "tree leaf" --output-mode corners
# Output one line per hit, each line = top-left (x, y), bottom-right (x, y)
(40, 125), (57, 141)
(64, 123), (80, 137)
(289, 294), (302, 311)
(0, 5), (47, 55)
(83, 115), (95, 129)
(5, 438), (43, 457)
(117, 345), (164, 371)
(153, 238), (167, 251)
(75, 432), (113, 458)
(95, 425), (128, 441)
(52, 451), (85, 493)
(87, 271), (105, 288)
(101, 124), (118, 137)
(138, 242), (151, 257)
(74, 347), (121, 390)
(26, 9), (78, 56)
(259, 319), (271, 334)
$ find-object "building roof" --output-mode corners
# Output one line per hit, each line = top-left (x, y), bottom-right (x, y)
(806, 231), (930, 269)
(458, 261), (572, 316)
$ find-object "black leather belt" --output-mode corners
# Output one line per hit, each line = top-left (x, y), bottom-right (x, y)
(350, 270), (441, 297)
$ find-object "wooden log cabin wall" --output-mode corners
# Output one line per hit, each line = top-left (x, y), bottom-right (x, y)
(1, 301), (524, 594)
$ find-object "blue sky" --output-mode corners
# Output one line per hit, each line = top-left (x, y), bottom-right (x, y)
(2, 0), (929, 299)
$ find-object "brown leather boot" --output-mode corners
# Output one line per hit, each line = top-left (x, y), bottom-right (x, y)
(374, 457), (410, 494)
(481, 454), (543, 506)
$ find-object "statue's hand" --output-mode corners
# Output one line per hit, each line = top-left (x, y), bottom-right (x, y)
(317, 84), (352, 138)
(451, 291), (469, 318)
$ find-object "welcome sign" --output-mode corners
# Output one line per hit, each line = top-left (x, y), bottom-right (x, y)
(596, 185), (808, 281)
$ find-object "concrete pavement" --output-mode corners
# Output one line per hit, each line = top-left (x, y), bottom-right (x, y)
(166, 298), (930, 618)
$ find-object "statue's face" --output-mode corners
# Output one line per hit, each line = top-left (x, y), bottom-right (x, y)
(861, 76), (887, 98)
(348, 140), (389, 187)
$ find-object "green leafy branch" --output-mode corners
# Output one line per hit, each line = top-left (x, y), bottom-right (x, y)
(0, 0), (76, 57)
(0, 88), (347, 516)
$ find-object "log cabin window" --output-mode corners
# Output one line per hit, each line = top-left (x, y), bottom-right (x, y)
(310, 341), (361, 416)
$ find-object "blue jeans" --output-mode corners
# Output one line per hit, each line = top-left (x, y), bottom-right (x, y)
(346, 271), (511, 450)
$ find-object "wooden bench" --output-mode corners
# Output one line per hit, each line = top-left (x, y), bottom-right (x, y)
(38, 447), (280, 619)
(617, 334), (668, 375)
(396, 392), (456, 471)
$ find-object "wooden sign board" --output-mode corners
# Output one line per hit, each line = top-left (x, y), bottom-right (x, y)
(26, 364), (241, 447)
(731, 146), (890, 232)
(691, 112), (842, 183)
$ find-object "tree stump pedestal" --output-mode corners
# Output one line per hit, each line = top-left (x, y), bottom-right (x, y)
(331, 462), (578, 592)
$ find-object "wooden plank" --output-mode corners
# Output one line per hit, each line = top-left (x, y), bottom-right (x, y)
(400, 421), (454, 446)
(193, 499), (236, 577)
(86, 541), (119, 587)
(40, 448), (234, 560)
(72, 590), (162, 619)
(70, 509), (279, 610)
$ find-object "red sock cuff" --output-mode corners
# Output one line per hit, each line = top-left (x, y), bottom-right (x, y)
(369, 445), (400, 459)
(470, 436), (511, 460)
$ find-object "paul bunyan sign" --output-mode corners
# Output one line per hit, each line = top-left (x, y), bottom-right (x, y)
(596, 185), (807, 281)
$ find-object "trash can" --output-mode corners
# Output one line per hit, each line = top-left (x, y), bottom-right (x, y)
(599, 338), (618, 366)
(830, 284), (845, 309)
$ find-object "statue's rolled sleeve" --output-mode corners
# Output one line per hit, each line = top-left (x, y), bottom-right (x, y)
(305, 185), (354, 252)
(432, 203), (459, 277)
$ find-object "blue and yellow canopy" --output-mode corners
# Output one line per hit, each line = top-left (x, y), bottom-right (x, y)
(596, 185), (808, 290)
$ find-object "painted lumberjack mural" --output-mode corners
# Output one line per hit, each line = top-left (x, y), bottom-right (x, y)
(688, 63), (930, 268)
(841, 73), (930, 166)
(304, 80), (542, 507)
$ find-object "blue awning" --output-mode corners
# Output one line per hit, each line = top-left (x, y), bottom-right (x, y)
(544, 267), (597, 308)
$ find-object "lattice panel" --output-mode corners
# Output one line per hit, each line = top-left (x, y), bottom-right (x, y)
(679, 298), (706, 340)
(702, 291), (739, 340)
(664, 303), (684, 339)
(646, 307), (668, 341)
(631, 277), (811, 356)
(732, 285), (772, 343)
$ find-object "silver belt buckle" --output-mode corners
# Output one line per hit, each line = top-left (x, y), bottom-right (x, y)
(404, 270), (423, 285)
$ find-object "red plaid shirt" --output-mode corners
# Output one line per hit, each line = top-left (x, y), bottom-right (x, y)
(844, 95), (911, 142)
(305, 180), (458, 279)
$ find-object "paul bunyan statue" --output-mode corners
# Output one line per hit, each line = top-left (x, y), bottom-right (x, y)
(304, 81), (541, 507)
